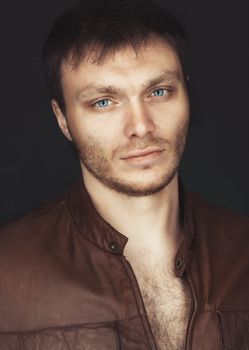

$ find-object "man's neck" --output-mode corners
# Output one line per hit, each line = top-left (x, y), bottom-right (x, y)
(83, 171), (183, 263)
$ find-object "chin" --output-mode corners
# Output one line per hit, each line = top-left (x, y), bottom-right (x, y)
(99, 170), (178, 197)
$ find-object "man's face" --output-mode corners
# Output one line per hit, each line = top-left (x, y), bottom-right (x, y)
(54, 40), (190, 196)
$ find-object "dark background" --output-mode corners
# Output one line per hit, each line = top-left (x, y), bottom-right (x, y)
(1, 0), (249, 226)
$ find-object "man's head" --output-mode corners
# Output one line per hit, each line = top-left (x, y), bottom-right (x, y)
(42, 0), (190, 197)
(42, 0), (188, 115)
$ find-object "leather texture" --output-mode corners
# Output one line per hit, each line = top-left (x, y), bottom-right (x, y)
(0, 179), (248, 349)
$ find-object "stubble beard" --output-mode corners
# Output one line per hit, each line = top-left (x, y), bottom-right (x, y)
(72, 123), (189, 197)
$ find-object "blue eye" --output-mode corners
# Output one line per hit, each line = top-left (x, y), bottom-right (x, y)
(152, 89), (166, 97)
(95, 99), (110, 108)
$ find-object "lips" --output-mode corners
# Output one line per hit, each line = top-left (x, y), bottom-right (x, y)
(121, 147), (164, 160)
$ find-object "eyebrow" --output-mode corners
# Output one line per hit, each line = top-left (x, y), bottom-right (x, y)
(77, 70), (182, 100)
(78, 86), (123, 99)
(144, 71), (181, 89)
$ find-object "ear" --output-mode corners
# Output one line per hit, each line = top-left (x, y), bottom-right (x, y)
(51, 100), (72, 141)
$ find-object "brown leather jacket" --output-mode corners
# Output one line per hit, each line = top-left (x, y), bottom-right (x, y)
(0, 180), (249, 349)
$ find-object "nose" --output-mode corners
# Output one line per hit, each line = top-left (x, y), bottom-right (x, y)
(124, 102), (156, 138)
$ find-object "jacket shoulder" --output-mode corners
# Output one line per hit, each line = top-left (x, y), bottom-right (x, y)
(188, 190), (249, 244)
(0, 193), (69, 249)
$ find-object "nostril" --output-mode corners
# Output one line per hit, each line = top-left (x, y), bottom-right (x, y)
(126, 117), (155, 139)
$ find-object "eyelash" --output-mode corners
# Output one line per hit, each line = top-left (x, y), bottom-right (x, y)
(151, 88), (168, 97)
(91, 88), (173, 109)
(94, 99), (111, 108)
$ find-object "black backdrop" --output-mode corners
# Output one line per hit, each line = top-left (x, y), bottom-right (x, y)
(1, 0), (249, 226)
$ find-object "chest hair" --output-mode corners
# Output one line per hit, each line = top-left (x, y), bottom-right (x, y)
(134, 263), (192, 350)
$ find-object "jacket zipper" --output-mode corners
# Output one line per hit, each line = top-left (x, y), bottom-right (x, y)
(122, 257), (158, 350)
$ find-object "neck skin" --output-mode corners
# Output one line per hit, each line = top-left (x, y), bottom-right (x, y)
(83, 169), (183, 266)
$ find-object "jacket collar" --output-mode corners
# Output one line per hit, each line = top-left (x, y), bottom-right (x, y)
(67, 178), (128, 255)
(175, 180), (195, 277)
(67, 178), (194, 276)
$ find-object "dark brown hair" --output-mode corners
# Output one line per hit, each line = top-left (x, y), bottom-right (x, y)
(41, 0), (188, 113)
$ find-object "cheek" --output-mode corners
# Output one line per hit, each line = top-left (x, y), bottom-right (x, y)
(69, 119), (118, 158)
(73, 118), (126, 156)
(155, 107), (189, 138)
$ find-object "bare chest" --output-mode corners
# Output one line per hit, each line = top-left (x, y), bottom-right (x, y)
(136, 268), (191, 350)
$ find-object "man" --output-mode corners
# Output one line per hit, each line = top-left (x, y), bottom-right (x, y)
(0, 0), (248, 349)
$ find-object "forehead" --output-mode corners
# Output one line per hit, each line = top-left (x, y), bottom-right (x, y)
(61, 41), (183, 90)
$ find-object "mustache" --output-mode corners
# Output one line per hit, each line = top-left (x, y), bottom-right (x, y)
(115, 135), (168, 155)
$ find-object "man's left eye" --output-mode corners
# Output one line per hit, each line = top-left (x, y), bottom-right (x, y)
(94, 99), (111, 108)
(152, 88), (166, 97)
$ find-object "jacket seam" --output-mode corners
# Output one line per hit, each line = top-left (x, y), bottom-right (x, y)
(0, 316), (141, 336)
(216, 311), (225, 350)
(114, 321), (121, 350)
(61, 330), (72, 350)
(18, 334), (24, 350)
(191, 309), (249, 313)
(215, 309), (249, 313)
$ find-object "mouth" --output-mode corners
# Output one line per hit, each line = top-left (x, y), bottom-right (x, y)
(122, 147), (164, 159)
(121, 148), (165, 165)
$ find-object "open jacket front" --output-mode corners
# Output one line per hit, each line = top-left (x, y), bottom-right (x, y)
(0, 180), (248, 349)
